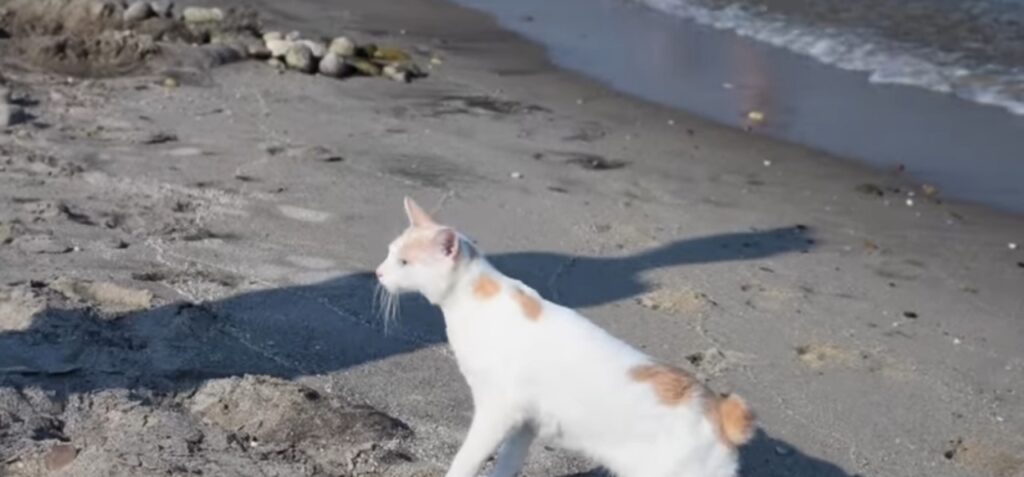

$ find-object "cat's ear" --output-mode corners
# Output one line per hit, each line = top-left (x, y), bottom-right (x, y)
(404, 196), (436, 228)
(433, 228), (459, 258)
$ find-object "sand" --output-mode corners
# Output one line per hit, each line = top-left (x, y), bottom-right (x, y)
(0, 0), (1022, 476)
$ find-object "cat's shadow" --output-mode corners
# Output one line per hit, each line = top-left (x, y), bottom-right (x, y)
(0, 225), (852, 476)
(560, 429), (858, 477)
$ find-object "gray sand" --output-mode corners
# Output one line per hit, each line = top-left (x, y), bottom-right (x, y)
(1, 0), (1022, 476)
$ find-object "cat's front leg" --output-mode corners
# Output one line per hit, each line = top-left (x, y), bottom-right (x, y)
(445, 404), (518, 477)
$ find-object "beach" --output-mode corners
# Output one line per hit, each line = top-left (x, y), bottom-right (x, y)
(1, 0), (1023, 476)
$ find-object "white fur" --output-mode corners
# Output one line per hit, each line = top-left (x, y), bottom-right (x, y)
(376, 199), (743, 477)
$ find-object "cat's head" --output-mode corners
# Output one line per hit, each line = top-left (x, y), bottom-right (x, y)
(375, 197), (467, 303)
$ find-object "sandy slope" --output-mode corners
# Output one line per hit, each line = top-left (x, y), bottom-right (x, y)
(1, 0), (1022, 476)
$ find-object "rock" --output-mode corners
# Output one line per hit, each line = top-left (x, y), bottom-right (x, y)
(318, 53), (353, 78)
(373, 46), (412, 62)
(194, 41), (247, 67)
(0, 222), (12, 244)
(357, 43), (378, 58)
(123, 1), (154, 22)
(213, 34), (267, 60)
(267, 57), (286, 70)
(299, 39), (327, 59)
(265, 38), (293, 58)
(0, 103), (24, 128)
(181, 6), (223, 24)
(328, 36), (356, 57)
(246, 41), (272, 59)
(263, 31), (283, 43)
(284, 44), (315, 73)
(285, 30), (302, 41)
(150, 0), (174, 18)
(44, 444), (77, 472)
(350, 58), (381, 76)
(383, 63), (410, 83)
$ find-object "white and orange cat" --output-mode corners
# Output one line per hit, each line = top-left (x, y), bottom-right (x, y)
(375, 198), (755, 477)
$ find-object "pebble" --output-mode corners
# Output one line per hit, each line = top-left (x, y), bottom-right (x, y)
(382, 63), (409, 83)
(265, 39), (293, 58)
(0, 103), (23, 128)
(350, 59), (382, 76)
(510, 171), (524, 179)
(285, 31), (302, 41)
(181, 6), (224, 23)
(150, 1), (174, 18)
(163, 77), (179, 88)
(328, 37), (356, 57)
(747, 110), (765, 122)
(267, 58), (286, 70)
(318, 53), (353, 78)
(284, 44), (315, 73)
(299, 39), (327, 59)
(1009, 242), (1018, 250)
(906, 198), (915, 207)
(667, 119), (675, 126)
(43, 444), (77, 471)
(123, 1), (154, 22)
(245, 40), (272, 59)
(263, 31), (284, 43)
(763, 160), (772, 167)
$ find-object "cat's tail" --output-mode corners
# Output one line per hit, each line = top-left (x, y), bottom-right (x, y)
(712, 393), (756, 447)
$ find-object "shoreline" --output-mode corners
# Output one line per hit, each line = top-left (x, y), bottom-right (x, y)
(449, 0), (1024, 215)
(0, 0), (1022, 476)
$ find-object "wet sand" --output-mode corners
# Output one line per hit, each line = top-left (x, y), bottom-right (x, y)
(0, 0), (1023, 476)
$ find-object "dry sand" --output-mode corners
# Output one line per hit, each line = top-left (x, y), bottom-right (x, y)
(1, 0), (1023, 476)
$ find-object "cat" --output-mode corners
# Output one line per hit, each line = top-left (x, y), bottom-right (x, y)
(375, 197), (755, 477)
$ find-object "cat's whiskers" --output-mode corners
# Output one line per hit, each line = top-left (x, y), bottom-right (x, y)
(372, 281), (400, 334)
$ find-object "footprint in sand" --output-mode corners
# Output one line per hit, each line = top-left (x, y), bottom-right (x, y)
(277, 205), (331, 223)
(636, 287), (717, 315)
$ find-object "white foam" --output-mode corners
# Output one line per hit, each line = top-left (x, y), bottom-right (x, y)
(641, 0), (1024, 116)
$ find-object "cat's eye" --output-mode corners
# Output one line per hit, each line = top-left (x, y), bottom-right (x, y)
(399, 259), (408, 266)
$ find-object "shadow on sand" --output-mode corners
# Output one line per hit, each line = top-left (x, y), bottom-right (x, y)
(0, 225), (854, 476)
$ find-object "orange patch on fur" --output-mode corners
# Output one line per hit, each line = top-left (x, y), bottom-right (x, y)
(705, 394), (756, 448)
(629, 364), (698, 406)
(473, 275), (500, 299)
(512, 288), (542, 321)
